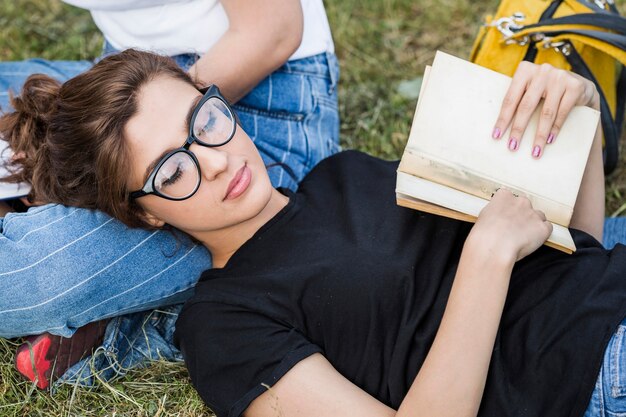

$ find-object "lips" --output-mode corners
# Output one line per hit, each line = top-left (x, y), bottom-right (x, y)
(224, 164), (251, 200)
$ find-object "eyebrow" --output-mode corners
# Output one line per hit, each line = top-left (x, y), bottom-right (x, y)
(142, 94), (203, 181)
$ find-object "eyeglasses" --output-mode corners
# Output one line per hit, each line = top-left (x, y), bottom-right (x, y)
(130, 85), (237, 201)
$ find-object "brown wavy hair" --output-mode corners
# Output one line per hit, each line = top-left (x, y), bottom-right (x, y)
(0, 49), (195, 228)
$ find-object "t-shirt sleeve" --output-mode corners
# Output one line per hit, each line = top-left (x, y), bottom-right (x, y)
(176, 300), (323, 417)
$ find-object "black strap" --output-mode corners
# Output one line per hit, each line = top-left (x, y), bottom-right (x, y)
(537, 28), (626, 51)
(615, 66), (626, 141)
(520, 13), (626, 35)
(565, 42), (619, 174)
(523, 0), (564, 62)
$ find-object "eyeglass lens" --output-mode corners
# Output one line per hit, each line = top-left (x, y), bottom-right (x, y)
(154, 96), (235, 199)
(193, 97), (235, 146)
(154, 151), (200, 199)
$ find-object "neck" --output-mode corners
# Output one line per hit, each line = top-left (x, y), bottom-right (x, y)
(196, 188), (289, 268)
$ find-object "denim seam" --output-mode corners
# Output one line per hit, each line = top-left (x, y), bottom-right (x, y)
(612, 326), (626, 397)
(303, 94), (319, 170)
(71, 286), (193, 322)
(314, 94), (338, 110)
(1, 204), (67, 235)
(233, 103), (305, 122)
(8, 207), (80, 243)
(599, 366), (607, 416)
(273, 69), (331, 80)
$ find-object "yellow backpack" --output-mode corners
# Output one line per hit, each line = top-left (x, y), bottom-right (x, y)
(471, 0), (626, 174)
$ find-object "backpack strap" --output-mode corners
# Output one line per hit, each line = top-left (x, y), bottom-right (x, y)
(565, 43), (619, 173)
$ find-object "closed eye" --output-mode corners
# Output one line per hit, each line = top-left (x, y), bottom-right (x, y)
(161, 166), (183, 187)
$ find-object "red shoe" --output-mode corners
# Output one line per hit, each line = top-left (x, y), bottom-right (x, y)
(14, 320), (108, 389)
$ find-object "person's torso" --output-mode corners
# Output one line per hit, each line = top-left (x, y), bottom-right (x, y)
(184, 151), (626, 416)
(62, 0), (334, 59)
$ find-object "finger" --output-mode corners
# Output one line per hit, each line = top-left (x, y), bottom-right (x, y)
(543, 219), (553, 238)
(569, 73), (596, 107)
(507, 69), (548, 152)
(547, 83), (581, 144)
(492, 62), (533, 140)
(545, 220), (553, 233)
(535, 209), (547, 222)
(532, 82), (566, 158)
(516, 194), (532, 209)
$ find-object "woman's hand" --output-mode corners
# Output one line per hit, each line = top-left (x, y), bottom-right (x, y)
(469, 189), (553, 262)
(492, 62), (599, 158)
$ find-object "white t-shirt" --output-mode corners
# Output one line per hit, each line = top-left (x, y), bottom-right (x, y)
(62, 0), (334, 60)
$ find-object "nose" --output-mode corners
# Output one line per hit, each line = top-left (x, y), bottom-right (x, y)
(192, 143), (228, 181)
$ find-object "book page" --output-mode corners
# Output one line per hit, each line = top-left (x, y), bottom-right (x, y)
(396, 171), (574, 253)
(0, 141), (31, 200)
(400, 51), (599, 226)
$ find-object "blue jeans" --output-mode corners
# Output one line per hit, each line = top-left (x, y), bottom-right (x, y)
(0, 50), (339, 387)
(585, 316), (626, 417)
(583, 219), (626, 415)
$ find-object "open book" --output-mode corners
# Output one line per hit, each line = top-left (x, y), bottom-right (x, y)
(396, 51), (600, 254)
(0, 141), (31, 200)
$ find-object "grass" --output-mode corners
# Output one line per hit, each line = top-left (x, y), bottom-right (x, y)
(0, 0), (625, 415)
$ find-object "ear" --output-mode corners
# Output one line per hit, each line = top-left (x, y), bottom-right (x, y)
(141, 211), (166, 228)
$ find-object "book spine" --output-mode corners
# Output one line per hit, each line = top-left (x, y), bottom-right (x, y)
(398, 150), (574, 227)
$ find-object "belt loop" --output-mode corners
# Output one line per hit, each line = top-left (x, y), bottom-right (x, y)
(326, 51), (339, 94)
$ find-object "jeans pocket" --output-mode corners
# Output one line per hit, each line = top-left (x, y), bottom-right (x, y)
(233, 102), (306, 122)
(605, 325), (626, 416)
(234, 69), (315, 122)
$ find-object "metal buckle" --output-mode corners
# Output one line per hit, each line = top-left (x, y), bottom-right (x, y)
(542, 38), (572, 56)
(487, 12), (528, 44)
(593, 0), (611, 10)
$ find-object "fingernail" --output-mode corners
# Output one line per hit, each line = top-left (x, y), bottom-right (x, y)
(508, 137), (518, 151)
(547, 133), (555, 144)
(532, 145), (541, 158)
(492, 127), (501, 140)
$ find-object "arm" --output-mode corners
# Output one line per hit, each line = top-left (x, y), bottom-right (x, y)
(246, 191), (551, 417)
(570, 122), (604, 240)
(398, 231), (514, 416)
(188, 0), (304, 103)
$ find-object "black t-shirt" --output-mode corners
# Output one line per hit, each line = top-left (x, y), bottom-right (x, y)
(175, 151), (626, 417)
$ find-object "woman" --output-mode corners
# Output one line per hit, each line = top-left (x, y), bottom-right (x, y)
(1, 0), (339, 187)
(2, 49), (625, 417)
(0, 0), (338, 388)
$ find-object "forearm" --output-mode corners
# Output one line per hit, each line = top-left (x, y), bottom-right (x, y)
(397, 237), (514, 417)
(189, 0), (303, 103)
(569, 121), (604, 241)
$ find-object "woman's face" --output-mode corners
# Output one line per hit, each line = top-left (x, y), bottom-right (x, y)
(124, 76), (274, 237)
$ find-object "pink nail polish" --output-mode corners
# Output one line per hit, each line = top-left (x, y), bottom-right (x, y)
(508, 138), (518, 151)
(532, 145), (541, 158)
(492, 127), (501, 140)
(547, 133), (555, 144)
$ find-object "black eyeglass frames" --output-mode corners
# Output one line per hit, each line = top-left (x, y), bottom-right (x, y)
(129, 85), (237, 201)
